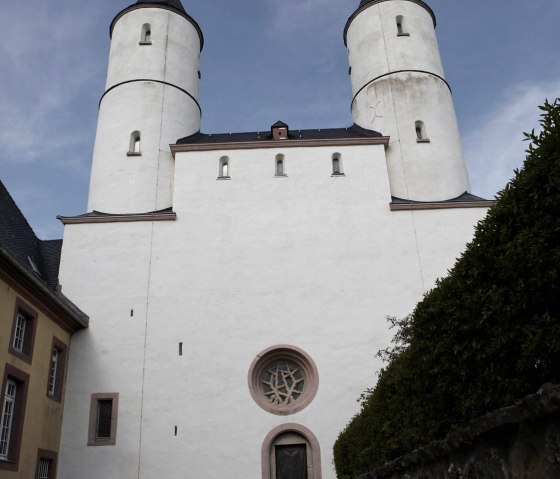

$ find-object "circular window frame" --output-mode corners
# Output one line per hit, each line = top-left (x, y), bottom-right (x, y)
(248, 345), (319, 416)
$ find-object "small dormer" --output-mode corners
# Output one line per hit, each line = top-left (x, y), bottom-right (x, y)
(271, 121), (289, 140)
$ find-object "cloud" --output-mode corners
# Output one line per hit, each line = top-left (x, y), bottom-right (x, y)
(0, 0), (104, 169)
(463, 79), (560, 199)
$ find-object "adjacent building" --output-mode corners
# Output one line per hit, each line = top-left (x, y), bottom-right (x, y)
(0, 181), (88, 479)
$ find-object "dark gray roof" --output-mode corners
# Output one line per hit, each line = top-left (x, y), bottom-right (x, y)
(135, 0), (186, 13)
(0, 181), (88, 328)
(0, 181), (60, 289)
(391, 192), (489, 204)
(177, 123), (383, 145)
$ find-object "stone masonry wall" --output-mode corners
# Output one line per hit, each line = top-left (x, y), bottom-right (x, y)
(356, 384), (560, 479)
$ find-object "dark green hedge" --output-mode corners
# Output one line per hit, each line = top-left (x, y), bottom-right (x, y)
(334, 99), (560, 478)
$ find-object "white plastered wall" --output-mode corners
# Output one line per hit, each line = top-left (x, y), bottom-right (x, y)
(58, 143), (488, 479)
(347, 1), (470, 201)
(87, 7), (201, 214)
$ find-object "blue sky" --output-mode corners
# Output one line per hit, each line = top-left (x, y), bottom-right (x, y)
(0, 0), (559, 239)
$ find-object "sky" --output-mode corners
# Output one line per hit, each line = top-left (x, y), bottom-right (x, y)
(0, 0), (559, 239)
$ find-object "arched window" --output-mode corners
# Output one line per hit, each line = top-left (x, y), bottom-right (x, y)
(415, 121), (429, 142)
(261, 424), (322, 479)
(128, 131), (141, 156)
(219, 156), (230, 178)
(275, 154), (286, 176)
(332, 153), (344, 176)
(396, 16), (409, 36)
(140, 24), (152, 44)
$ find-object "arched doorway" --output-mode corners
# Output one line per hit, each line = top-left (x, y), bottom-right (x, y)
(261, 424), (322, 479)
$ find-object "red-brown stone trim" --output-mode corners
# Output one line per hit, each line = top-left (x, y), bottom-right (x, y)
(87, 393), (119, 446)
(35, 449), (58, 479)
(261, 423), (322, 479)
(171, 137), (390, 155)
(390, 200), (496, 211)
(0, 365), (30, 471)
(8, 298), (38, 365)
(248, 345), (319, 416)
(58, 212), (177, 225)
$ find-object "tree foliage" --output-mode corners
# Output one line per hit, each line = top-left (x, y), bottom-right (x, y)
(334, 99), (560, 478)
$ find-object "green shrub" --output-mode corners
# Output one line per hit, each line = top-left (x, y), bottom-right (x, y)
(334, 99), (560, 478)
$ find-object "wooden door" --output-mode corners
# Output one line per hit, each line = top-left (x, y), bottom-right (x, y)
(275, 444), (307, 479)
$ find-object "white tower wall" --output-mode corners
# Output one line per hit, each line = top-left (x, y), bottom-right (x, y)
(346, 0), (470, 201)
(87, 7), (202, 214)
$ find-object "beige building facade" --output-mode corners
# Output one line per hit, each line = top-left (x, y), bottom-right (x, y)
(0, 181), (88, 478)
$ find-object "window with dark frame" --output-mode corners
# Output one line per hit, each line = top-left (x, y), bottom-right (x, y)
(9, 300), (37, 364)
(35, 450), (57, 479)
(46, 338), (67, 401)
(88, 393), (119, 446)
(0, 365), (30, 471)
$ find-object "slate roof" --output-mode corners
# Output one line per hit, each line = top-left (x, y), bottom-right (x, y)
(391, 192), (489, 204)
(0, 181), (88, 328)
(135, 0), (186, 13)
(177, 123), (383, 146)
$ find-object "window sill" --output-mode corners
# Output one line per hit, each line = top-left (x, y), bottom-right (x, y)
(8, 346), (33, 365)
(87, 439), (116, 447)
(416, 139), (431, 143)
(217, 176), (231, 180)
(46, 392), (62, 403)
(331, 173), (345, 177)
(127, 152), (142, 157)
(275, 174), (288, 178)
(0, 458), (18, 471)
(397, 33), (410, 37)
(139, 42), (152, 46)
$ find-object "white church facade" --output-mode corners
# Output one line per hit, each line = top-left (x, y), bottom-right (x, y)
(56, 1), (493, 478)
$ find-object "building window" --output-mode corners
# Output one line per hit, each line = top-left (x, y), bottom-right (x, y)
(127, 131), (141, 156)
(415, 121), (430, 142)
(0, 365), (29, 471)
(140, 23), (152, 44)
(46, 338), (67, 402)
(9, 299), (37, 364)
(35, 450), (57, 479)
(88, 393), (119, 446)
(396, 15), (409, 36)
(218, 156), (230, 179)
(275, 154), (286, 176)
(332, 153), (344, 176)
(248, 346), (319, 416)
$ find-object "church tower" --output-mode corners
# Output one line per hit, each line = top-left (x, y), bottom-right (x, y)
(87, 0), (203, 214)
(345, 0), (470, 201)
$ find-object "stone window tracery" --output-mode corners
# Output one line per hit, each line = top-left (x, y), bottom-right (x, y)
(249, 345), (319, 415)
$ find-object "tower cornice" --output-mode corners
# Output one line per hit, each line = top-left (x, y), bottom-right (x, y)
(344, 0), (436, 46)
(110, 3), (204, 51)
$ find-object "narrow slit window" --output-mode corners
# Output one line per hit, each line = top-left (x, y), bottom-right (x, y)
(396, 16), (408, 35)
(219, 156), (230, 178)
(128, 131), (141, 155)
(141, 24), (152, 44)
(415, 121), (429, 141)
(332, 153), (344, 175)
(275, 154), (286, 176)
(48, 349), (59, 397)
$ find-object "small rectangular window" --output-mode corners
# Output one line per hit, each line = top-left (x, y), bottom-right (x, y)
(35, 450), (57, 479)
(88, 393), (119, 446)
(9, 300), (38, 364)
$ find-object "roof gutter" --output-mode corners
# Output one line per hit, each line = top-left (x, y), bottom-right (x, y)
(0, 247), (89, 332)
